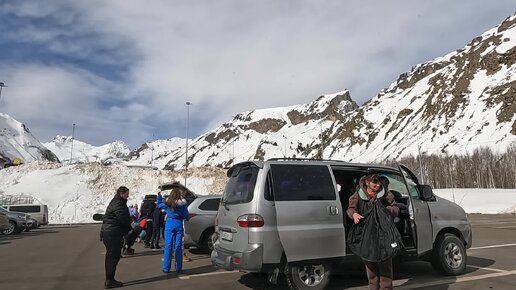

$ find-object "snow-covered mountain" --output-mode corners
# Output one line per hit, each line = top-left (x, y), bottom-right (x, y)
(146, 14), (515, 169)
(3, 15), (515, 171)
(161, 90), (358, 168)
(43, 136), (130, 164)
(0, 113), (59, 166)
(124, 137), (187, 169)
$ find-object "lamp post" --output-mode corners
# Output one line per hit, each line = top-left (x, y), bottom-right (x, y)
(0, 82), (7, 107)
(185, 102), (191, 186)
(150, 133), (155, 167)
(70, 123), (76, 164)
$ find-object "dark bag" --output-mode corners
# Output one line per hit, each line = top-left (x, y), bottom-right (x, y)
(347, 197), (404, 262)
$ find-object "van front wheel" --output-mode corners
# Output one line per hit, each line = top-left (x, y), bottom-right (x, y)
(432, 233), (467, 275)
(285, 263), (331, 290)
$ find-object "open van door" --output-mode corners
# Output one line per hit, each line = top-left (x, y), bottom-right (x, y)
(270, 163), (346, 262)
(399, 164), (433, 255)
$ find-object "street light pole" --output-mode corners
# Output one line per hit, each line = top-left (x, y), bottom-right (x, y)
(0, 82), (7, 107)
(185, 102), (191, 186)
(70, 123), (76, 164)
(150, 133), (155, 167)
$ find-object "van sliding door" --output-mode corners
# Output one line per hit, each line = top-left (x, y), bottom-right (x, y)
(270, 163), (346, 262)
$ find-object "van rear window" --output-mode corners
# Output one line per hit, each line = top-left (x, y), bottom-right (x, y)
(222, 166), (259, 205)
(9, 205), (41, 213)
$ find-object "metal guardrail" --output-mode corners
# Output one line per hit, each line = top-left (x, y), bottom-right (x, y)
(0, 194), (35, 206)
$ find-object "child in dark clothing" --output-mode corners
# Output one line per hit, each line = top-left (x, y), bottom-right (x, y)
(152, 206), (165, 249)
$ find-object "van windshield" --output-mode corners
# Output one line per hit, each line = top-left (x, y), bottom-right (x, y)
(222, 165), (259, 205)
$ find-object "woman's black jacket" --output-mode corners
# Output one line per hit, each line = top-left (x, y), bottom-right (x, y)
(100, 195), (132, 239)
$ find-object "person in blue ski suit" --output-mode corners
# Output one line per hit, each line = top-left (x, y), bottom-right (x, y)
(157, 188), (189, 273)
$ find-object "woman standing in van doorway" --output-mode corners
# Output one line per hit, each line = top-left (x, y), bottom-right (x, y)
(157, 188), (189, 273)
(100, 186), (133, 289)
(347, 174), (402, 290)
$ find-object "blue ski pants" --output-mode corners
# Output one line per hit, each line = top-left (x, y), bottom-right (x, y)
(163, 227), (184, 272)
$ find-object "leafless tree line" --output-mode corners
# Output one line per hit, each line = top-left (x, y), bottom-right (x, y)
(384, 144), (516, 189)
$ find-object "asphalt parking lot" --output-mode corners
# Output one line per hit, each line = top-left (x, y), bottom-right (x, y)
(1, 214), (515, 290)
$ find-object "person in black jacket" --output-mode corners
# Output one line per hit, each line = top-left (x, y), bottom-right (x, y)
(100, 186), (133, 289)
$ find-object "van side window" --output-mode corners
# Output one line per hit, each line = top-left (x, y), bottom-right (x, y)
(401, 169), (421, 200)
(270, 164), (335, 201)
(380, 173), (409, 197)
(9, 205), (41, 213)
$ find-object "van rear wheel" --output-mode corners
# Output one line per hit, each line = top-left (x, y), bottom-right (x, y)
(432, 233), (467, 275)
(285, 263), (331, 290)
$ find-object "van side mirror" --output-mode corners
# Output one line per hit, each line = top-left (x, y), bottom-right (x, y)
(92, 213), (104, 221)
(420, 185), (435, 201)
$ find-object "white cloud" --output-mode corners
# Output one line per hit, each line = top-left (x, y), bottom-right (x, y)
(0, 0), (514, 147)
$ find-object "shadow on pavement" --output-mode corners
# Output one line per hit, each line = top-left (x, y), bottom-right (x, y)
(123, 264), (220, 287)
(188, 247), (210, 255)
(124, 273), (177, 286)
(0, 228), (58, 242)
(238, 256), (496, 290)
(122, 250), (164, 258)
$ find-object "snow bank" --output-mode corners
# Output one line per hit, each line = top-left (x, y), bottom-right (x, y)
(1, 162), (514, 224)
(0, 162), (227, 224)
(434, 188), (516, 214)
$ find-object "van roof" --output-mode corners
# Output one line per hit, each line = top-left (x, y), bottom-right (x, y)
(228, 159), (399, 176)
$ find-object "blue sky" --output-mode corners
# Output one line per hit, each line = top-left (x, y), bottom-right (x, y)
(0, 1), (514, 148)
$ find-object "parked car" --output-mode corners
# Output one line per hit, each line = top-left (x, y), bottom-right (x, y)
(0, 206), (30, 235)
(25, 217), (38, 231)
(0, 212), (10, 231)
(211, 159), (472, 290)
(4, 204), (49, 227)
(184, 195), (222, 252)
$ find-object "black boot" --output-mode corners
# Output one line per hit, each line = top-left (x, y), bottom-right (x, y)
(105, 279), (123, 289)
(122, 247), (134, 255)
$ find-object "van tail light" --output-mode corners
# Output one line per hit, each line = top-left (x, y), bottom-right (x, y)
(237, 214), (264, 227)
(188, 213), (197, 219)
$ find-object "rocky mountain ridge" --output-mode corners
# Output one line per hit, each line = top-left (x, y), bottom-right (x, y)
(1, 15), (514, 169)
(153, 14), (515, 168)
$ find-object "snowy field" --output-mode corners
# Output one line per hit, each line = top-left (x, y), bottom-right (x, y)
(433, 188), (516, 214)
(0, 162), (515, 224)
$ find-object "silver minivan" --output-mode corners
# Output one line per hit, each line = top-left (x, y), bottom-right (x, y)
(211, 160), (472, 290)
(5, 204), (49, 227)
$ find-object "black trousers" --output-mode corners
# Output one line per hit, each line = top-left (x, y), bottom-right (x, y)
(102, 235), (124, 281)
(144, 220), (154, 245)
(152, 225), (161, 246)
(124, 226), (142, 249)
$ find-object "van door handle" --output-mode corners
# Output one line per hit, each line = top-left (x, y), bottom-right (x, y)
(327, 206), (339, 215)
